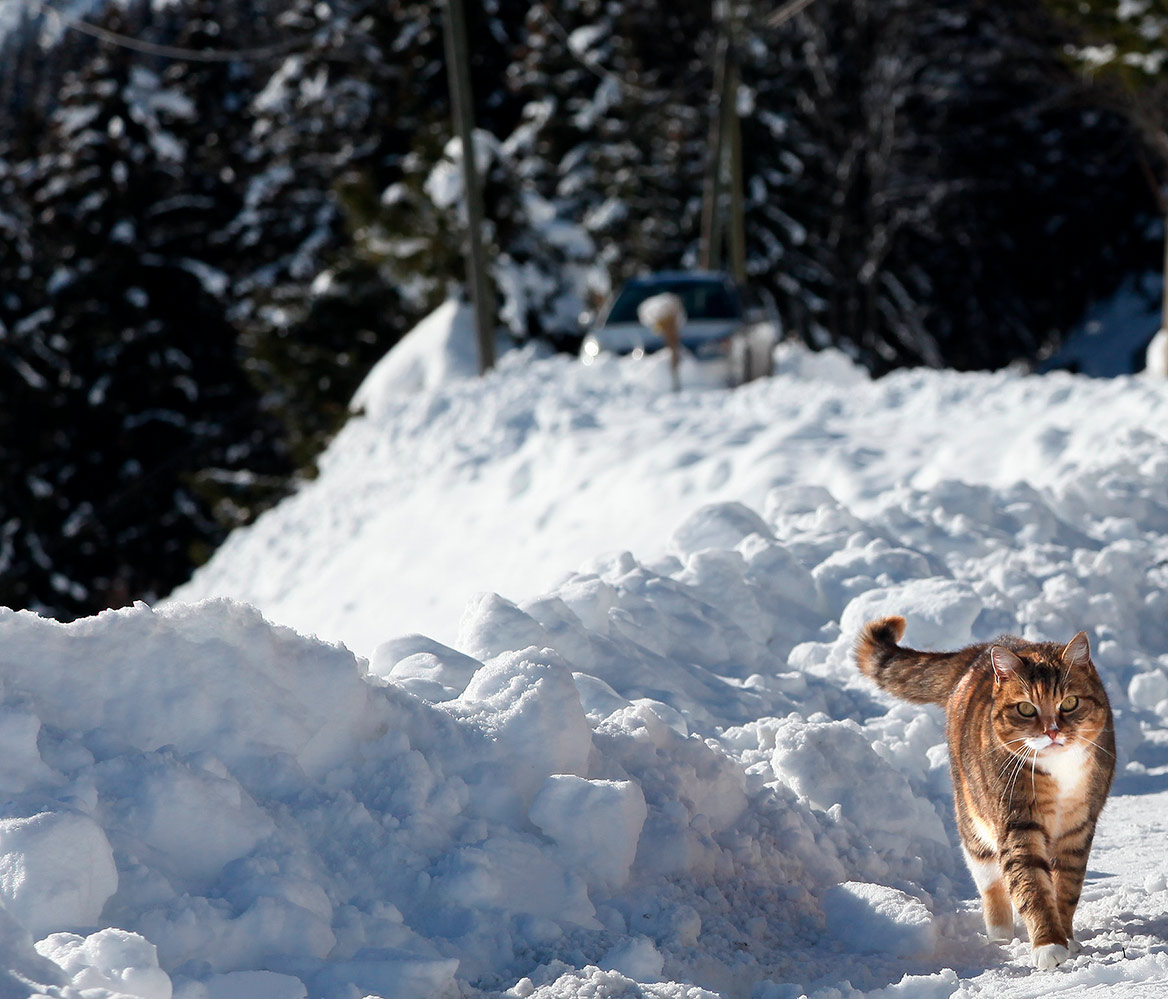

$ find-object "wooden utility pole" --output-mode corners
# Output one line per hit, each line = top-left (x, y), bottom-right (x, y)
(725, 43), (746, 284)
(700, 33), (730, 273)
(700, 3), (746, 281)
(442, 0), (495, 373)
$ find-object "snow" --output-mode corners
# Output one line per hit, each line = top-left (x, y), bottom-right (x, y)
(1, 302), (1167, 997)
(822, 883), (935, 959)
(1146, 328), (1168, 377)
(349, 299), (483, 405)
(637, 292), (687, 333)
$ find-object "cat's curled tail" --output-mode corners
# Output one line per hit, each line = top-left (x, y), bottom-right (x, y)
(854, 615), (977, 706)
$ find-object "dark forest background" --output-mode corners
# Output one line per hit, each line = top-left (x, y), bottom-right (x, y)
(0, 0), (1160, 619)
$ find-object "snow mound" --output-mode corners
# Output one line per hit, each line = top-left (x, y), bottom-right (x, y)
(823, 882), (935, 958)
(1145, 328), (1168, 377)
(349, 299), (481, 410)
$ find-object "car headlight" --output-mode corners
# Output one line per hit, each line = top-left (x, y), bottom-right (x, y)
(581, 338), (600, 364)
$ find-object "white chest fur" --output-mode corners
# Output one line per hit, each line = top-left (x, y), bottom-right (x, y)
(1039, 743), (1089, 837)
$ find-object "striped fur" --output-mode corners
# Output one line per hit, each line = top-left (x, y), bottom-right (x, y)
(854, 617), (1115, 969)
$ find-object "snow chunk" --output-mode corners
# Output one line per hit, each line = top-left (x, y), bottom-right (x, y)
(457, 592), (552, 662)
(0, 706), (60, 792)
(669, 501), (774, 558)
(92, 753), (275, 890)
(370, 633), (483, 701)
(0, 810), (118, 937)
(1129, 669), (1168, 711)
(823, 882), (935, 958)
(601, 936), (665, 981)
(451, 648), (593, 814)
(36, 928), (172, 999)
(0, 600), (372, 781)
(529, 775), (647, 888)
(436, 835), (600, 930)
(769, 719), (948, 855)
(173, 969), (306, 999)
(309, 952), (459, 999)
(841, 578), (983, 651)
(773, 341), (869, 385)
(523, 964), (719, 999)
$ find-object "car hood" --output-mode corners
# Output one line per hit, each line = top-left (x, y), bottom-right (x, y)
(587, 319), (740, 353)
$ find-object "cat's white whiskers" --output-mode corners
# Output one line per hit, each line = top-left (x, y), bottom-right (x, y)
(1076, 734), (1116, 759)
(983, 738), (1028, 760)
(1001, 749), (1034, 808)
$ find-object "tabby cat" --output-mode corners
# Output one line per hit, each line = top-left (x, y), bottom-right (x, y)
(854, 615), (1114, 970)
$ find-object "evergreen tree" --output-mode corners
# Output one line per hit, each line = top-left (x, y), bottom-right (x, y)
(739, 0), (1152, 370)
(0, 1), (289, 616)
(225, 0), (419, 464)
(1043, 0), (1168, 334)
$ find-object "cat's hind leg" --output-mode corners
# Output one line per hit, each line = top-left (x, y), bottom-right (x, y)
(963, 846), (1014, 941)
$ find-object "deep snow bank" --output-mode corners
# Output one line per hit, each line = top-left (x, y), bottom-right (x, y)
(11, 323), (1168, 997)
(0, 585), (949, 999)
(8, 419), (1168, 996)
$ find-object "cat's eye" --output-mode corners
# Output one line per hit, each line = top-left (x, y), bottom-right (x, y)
(1016, 702), (1038, 717)
(1059, 695), (1080, 713)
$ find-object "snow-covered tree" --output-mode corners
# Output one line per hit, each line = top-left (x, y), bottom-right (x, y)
(1044, 0), (1168, 336)
(0, 6), (289, 616)
(741, 0), (1153, 370)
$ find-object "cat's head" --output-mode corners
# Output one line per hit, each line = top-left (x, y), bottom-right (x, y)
(989, 632), (1109, 757)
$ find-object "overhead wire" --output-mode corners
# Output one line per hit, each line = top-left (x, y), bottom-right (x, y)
(29, 0), (318, 63)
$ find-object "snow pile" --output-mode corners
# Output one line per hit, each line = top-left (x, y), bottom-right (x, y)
(1146, 328), (1168, 377)
(0, 584), (952, 999)
(823, 883), (935, 958)
(349, 299), (483, 406)
(3, 306), (1168, 997)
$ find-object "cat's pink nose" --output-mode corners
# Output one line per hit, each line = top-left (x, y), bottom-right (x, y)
(1046, 727), (1060, 742)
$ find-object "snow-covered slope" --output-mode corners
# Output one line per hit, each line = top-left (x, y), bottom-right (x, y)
(2, 305), (1168, 998)
(173, 302), (1168, 655)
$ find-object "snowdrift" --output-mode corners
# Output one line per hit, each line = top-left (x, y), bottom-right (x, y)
(6, 320), (1168, 998)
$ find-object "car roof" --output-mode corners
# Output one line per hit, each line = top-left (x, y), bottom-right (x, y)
(622, 270), (734, 287)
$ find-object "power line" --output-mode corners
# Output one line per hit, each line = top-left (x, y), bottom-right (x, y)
(32, 0), (317, 63)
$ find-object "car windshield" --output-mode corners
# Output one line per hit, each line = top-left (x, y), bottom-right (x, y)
(606, 278), (741, 325)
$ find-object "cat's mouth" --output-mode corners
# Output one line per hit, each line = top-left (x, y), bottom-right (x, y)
(1026, 734), (1068, 753)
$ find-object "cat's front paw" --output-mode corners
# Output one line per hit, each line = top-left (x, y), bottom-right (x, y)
(1032, 943), (1070, 970)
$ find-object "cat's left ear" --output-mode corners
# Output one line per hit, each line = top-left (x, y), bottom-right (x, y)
(1062, 631), (1092, 668)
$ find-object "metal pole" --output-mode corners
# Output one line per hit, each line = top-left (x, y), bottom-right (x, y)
(442, 0), (495, 373)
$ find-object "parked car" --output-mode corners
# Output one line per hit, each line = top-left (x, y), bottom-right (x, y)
(579, 271), (778, 386)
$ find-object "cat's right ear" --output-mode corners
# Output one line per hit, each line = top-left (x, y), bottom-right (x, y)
(1062, 631), (1092, 668)
(990, 646), (1021, 683)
